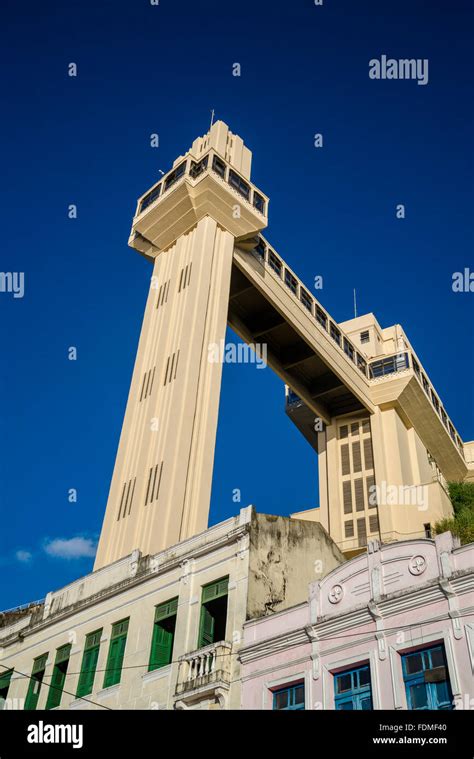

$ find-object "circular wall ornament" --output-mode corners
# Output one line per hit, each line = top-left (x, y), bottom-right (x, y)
(409, 555), (427, 575)
(328, 584), (344, 604)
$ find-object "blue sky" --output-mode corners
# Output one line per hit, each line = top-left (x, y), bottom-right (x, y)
(1, 0), (472, 609)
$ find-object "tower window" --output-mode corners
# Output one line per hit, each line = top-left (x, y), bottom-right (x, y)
(316, 307), (328, 330)
(164, 161), (186, 191)
(356, 353), (367, 375)
(284, 269), (298, 295)
(424, 523), (432, 539)
(343, 338), (355, 361)
(330, 323), (341, 346)
(189, 155), (208, 179)
(140, 184), (161, 213)
(300, 288), (313, 312)
(228, 169), (250, 200)
(212, 155), (226, 178)
(253, 191), (266, 214)
(268, 250), (282, 277)
(344, 520), (354, 538)
(357, 517), (367, 547)
(360, 331), (370, 344)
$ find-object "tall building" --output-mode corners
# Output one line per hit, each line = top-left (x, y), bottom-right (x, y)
(95, 120), (473, 569)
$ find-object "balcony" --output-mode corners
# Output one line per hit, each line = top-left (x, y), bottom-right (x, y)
(175, 641), (232, 698)
(129, 150), (268, 257)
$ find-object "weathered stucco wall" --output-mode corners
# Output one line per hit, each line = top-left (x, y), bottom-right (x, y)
(247, 511), (345, 620)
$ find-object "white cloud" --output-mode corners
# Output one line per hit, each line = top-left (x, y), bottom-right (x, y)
(43, 536), (97, 560)
(15, 549), (32, 563)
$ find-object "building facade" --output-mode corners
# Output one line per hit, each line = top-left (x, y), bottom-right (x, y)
(0, 509), (343, 711)
(240, 532), (474, 711)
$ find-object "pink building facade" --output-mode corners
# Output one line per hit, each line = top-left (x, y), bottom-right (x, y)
(240, 533), (474, 711)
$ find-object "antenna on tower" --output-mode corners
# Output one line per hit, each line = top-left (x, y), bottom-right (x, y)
(353, 289), (358, 318)
(210, 109), (215, 129)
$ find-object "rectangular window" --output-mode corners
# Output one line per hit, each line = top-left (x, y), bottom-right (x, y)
(273, 682), (305, 711)
(424, 523), (432, 539)
(316, 307), (328, 330)
(253, 191), (265, 214)
(149, 598), (178, 672)
(421, 374), (430, 395)
(103, 619), (129, 689)
(352, 441), (362, 472)
(254, 238), (266, 261)
(412, 357), (420, 376)
(334, 665), (372, 710)
(351, 422), (359, 435)
(354, 478), (364, 511)
(76, 630), (102, 699)
(339, 424), (348, 439)
(402, 645), (453, 710)
(45, 644), (71, 710)
(343, 338), (355, 361)
(198, 577), (229, 649)
(340, 444), (350, 475)
(344, 520), (354, 538)
(189, 155), (208, 179)
(363, 438), (374, 470)
(357, 517), (367, 548)
(366, 475), (377, 508)
(431, 391), (440, 414)
(369, 353), (409, 378)
(448, 422), (456, 442)
(228, 169), (250, 200)
(356, 353), (367, 375)
(212, 154), (226, 178)
(0, 669), (13, 709)
(268, 250), (282, 277)
(24, 654), (48, 711)
(140, 184), (161, 213)
(330, 323), (341, 346)
(343, 481), (352, 514)
(440, 408), (448, 427)
(369, 513), (379, 534)
(360, 331), (370, 344)
(164, 161), (186, 191)
(300, 288), (313, 312)
(284, 269), (298, 295)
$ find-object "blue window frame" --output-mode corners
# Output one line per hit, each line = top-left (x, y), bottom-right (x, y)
(334, 664), (373, 710)
(402, 645), (453, 710)
(272, 682), (305, 710)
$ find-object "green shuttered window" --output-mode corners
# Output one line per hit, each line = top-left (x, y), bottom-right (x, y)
(45, 644), (71, 710)
(76, 629), (103, 698)
(198, 577), (229, 649)
(148, 598), (178, 672)
(0, 669), (13, 706)
(103, 619), (129, 689)
(24, 654), (48, 711)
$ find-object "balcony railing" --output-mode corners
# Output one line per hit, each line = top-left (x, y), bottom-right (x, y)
(136, 150), (267, 218)
(175, 641), (232, 696)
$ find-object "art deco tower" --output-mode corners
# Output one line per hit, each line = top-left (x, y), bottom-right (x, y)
(94, 122), (268, 569)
